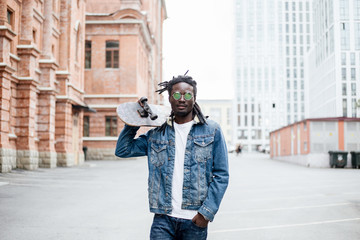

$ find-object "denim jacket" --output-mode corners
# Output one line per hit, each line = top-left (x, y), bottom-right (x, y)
(115, 118), (229, 221)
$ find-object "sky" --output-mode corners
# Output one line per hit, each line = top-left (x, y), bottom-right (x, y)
(162, 0), (234, 100)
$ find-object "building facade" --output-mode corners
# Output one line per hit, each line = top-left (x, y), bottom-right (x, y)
(0, 0), (166, 172)
(197, 99), (233, 147)
(270, 117), (360, 167)
(307, 0), (360, 119)
(233, 0), (313, 152)
(83, 0), (166, 160)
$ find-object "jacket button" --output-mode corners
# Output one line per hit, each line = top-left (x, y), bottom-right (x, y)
(166, 193), (168, 196)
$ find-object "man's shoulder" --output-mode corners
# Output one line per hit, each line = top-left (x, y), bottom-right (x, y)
(194, 119), (221, 133)
(204, 119), (220, 129)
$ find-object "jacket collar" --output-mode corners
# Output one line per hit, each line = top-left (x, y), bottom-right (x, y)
(166, 115), (201, 127)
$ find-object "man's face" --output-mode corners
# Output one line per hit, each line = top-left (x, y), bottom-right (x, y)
(169, 82), (195, 119)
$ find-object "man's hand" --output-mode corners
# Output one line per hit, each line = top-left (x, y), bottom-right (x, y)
(192, 213), (209, 228)
(137, 98), (144, 107)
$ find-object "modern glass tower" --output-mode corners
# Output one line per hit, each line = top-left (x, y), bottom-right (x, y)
(307, 0), (360, 118)
(233, 0), (313, 152)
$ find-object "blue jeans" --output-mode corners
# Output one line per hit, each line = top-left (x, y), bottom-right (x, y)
(150, 214), (208, 240)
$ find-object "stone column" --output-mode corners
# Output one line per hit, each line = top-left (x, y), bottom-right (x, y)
(55, 98), (74, 167)
(15, 0), (40, 170)
(0, 0), (7, 26)
(38, 88), (57, 168)
(0, 65), (15, 173)
(38, 0), (58, 168)
(16, 78), (39, 170)
(0, 10), (17, 172)
(41, 0), (53, 59)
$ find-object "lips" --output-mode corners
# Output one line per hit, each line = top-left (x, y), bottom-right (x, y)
(177, 105), (187, 110)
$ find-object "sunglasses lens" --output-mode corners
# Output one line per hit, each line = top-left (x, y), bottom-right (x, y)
(184, 93), (192, 100)
(173, 92), (181, 100)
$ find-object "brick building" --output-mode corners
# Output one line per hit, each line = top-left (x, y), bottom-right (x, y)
(0, 0), (166, 172)
(83, 0), (166, 160)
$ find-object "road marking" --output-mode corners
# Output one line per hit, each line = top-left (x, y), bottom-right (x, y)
(210, 218), (360, 233)
(220, 202), (351, 214)
(0, 182), (9, 187)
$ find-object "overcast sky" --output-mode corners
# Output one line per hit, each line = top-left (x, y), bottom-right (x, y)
(163, 0), (234, 100)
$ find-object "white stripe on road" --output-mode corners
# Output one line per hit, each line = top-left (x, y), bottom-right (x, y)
(0, 182), (9, 187)
(210, 218), (360, 233)
(220, 202), (351, 214)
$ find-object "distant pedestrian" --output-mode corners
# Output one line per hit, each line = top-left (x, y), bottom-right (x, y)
(115, 73), (229, 240)
(235, 144), (242, 155)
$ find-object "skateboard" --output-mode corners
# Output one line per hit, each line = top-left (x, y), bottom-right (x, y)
(116, 97), (171, 127)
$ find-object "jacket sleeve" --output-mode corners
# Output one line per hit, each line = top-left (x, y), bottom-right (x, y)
(115, 124), (149, 158)
(198, 126), (229, 221)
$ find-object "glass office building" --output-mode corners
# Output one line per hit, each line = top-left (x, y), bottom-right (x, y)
(233, 0), (313, 151)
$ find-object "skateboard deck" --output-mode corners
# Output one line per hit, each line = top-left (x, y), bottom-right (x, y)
(117, 102), (171, 127)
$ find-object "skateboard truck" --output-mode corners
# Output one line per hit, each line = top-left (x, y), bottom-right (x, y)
(137, 97), (158, 120)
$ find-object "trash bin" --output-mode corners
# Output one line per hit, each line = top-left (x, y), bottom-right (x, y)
(350, 151), (360, 169)
(328, 151), (348, 168)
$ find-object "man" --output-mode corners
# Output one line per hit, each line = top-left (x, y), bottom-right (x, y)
(115, 74), (229, 239)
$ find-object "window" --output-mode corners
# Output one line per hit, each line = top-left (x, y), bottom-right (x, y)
(7, 9), (13, 27)
(106, 41), (119, 68)
(342, 68), (347, 80)
(85, 41), (91, 69)
(341, 53), (347, 65)
(351, 53), (356, 65)
(105, 116), (117, 136)
(340, 0), (349, 19)
(355, 23), (360, 49)
(351, 68), (356, 80)
(342, 83), (347, 96)
(33, 29), (37, 44)
(83, 116), (90, 137)
(352, 99), (357, 117)
(355, 0), (360, 19)
(343, 99), (348, 117)
(351, 83), (357, 96)
(341, 23), (350, 50)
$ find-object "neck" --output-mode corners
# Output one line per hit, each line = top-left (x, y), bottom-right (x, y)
(174, 112), (194, 124)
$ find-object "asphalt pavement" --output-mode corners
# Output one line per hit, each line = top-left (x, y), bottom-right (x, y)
(0, 153), (359, 240)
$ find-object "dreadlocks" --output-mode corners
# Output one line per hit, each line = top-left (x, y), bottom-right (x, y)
(156, 73), (207, 134)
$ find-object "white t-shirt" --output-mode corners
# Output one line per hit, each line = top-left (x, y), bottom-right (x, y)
(168, 121), (198, 220)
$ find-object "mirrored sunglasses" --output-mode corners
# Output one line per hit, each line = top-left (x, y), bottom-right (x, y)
(172, 92), (193, 101)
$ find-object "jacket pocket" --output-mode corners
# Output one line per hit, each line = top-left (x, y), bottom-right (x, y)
(194, 136), (214, 162)
(150, 143), (167, 167)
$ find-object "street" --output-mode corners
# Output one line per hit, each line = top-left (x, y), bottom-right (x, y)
(0, 153), (360, 240)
